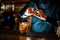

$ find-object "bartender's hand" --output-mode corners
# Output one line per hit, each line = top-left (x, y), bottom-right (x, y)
(36, 10), (47, 19)
(24, 7), (47, 19)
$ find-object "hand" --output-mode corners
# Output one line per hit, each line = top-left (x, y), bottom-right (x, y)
(24, 7), (35, 15)
(36, 10), (47, 19)
(24, 8), (47, 19)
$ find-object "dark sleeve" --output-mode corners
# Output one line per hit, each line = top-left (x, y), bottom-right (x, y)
(46, 16), (58, 27)
(46, 0), (60, 27)
(56, 6), (60, 21)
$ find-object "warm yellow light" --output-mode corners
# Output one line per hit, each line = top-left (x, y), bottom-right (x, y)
(15, 17), (18, 22)
(19, 22), (29, 32)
